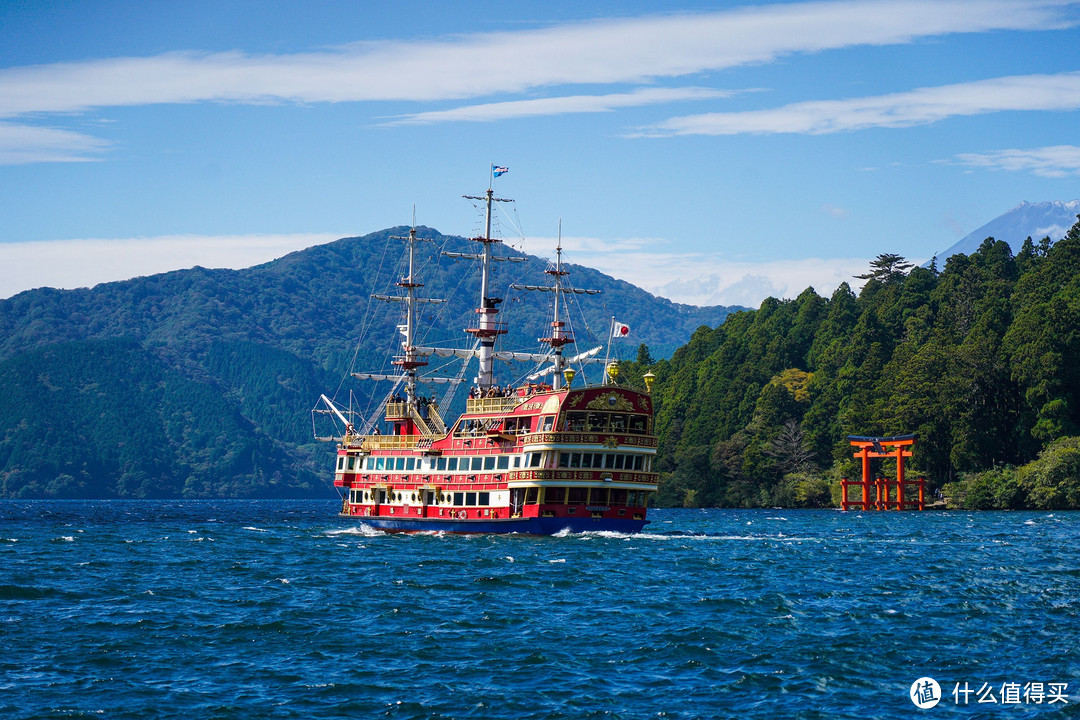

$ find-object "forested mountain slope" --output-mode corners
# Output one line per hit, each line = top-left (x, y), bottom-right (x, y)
(642, 217), (1080, 509)
(0, 228), (735, 498)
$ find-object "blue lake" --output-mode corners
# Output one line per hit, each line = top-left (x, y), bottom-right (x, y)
(1, 501), (1078, 719)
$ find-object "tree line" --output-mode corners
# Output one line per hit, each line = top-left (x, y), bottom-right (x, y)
(618, 215), (1080, 509)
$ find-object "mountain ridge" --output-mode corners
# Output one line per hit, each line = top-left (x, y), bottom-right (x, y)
(0, 228), (739, 499)
(935, 199), (1080, 261)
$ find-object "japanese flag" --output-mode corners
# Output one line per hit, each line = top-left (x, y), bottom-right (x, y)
(613, 321), (630, 339)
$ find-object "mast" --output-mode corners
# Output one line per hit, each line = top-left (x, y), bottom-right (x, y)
(457, 186), (519, 391)
(362, 217), (445, 410)
(545, 224), (573, 389)
(512, 222), (601, 389)
(393, 224), (424, 405)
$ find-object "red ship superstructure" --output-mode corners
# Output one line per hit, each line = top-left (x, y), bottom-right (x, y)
(315, 178), (658, 533)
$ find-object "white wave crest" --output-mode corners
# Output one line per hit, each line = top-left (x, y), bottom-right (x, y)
(323, 524), (387, 537)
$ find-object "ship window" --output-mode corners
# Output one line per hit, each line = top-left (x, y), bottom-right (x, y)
(558, 453), (569, 468)
(392, 457), (403, 471)
(437, 457), (447, 471)
(569, 453), (581, 469)
(471, 457), (483, 471)
(497, 456), (509, 470)
(375, 457), (385, 470)
(610, 415), (627, 431)
(465, 492), (477, 506)
(591, 488), (608, 505)
(638, 492), (648, 507)
(542, 416), (554, 432)
(614, 454), (625, 470)
(337, 457), (345, 470)
(525, 488), (539, 504)
(452, 492), (463, 505)
(513, 455), (522, 468)
(587, 413), (606, 431)
(528, 453), (542, 468)
(634, 455), (643, 471)
(545, 487), (565, 504)
(611, 489), (628, 506)
(347, 457), (355, 470)
(478, 492), (490, 505)
(406, 458), (415, 471)
(568, 413), (587, 431)
(447, 457), (458, 471)
(629, 415), (646, 433)
(484, 456), (496, 471)
(567, 487), (587, 504)
(605, 454), (615, 469)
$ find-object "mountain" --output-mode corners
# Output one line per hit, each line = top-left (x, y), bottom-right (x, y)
(0, 228), (737, 499)
(935, 200), (1080, 261)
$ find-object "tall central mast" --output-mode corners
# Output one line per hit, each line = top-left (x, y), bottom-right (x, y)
(460, 187), (513, 390)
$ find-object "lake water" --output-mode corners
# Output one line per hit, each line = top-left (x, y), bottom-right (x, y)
(1, 501), (1078, 719)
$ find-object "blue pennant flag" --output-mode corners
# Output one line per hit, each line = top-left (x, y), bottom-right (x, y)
(492, 165), (509, 178)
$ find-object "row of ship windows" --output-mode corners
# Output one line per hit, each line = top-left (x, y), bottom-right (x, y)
(557, 452), (651, 471)
(340, 454), (535, 472)
(453, 411), (652, 437)
(338, 451), (653, 473)
(564, 412), (650, 434)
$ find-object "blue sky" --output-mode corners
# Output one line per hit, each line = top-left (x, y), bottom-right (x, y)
(2, 0), (1079, 306)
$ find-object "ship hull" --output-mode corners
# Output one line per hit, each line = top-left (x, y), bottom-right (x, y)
(340, 513), (649, 535)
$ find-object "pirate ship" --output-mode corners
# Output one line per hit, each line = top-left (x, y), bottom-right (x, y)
(314, 175), (658, 533)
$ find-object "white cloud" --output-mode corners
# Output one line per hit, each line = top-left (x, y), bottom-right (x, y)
(546, 235), (877, 306)
(0, 233), (341, 299)
(386, 87), (733, 125)
(0, 122), (110, 165)
(641, 71), (1080, 136)
(822, 203), (851, 218)
(0, 1), (1073, 118)
(953, 144), (1080, 177)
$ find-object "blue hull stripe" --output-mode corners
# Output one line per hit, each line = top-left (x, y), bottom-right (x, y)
(340, 514), (649, 535)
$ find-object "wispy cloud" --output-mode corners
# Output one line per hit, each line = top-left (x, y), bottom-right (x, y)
(953, 144), (1080, 177)
(548, 235), (876, 306)
(640, 71), (1080, 136)
(0, 122), (110, 165)
(385, 87), (733, 125)
(0, 233), (341, 299)
(0, 1), (1073, 118)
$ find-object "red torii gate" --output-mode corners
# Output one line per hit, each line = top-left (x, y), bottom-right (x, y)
(841, 434), (926, 511)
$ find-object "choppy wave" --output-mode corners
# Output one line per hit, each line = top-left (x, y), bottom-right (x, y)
(1, 500), (1078, 720)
